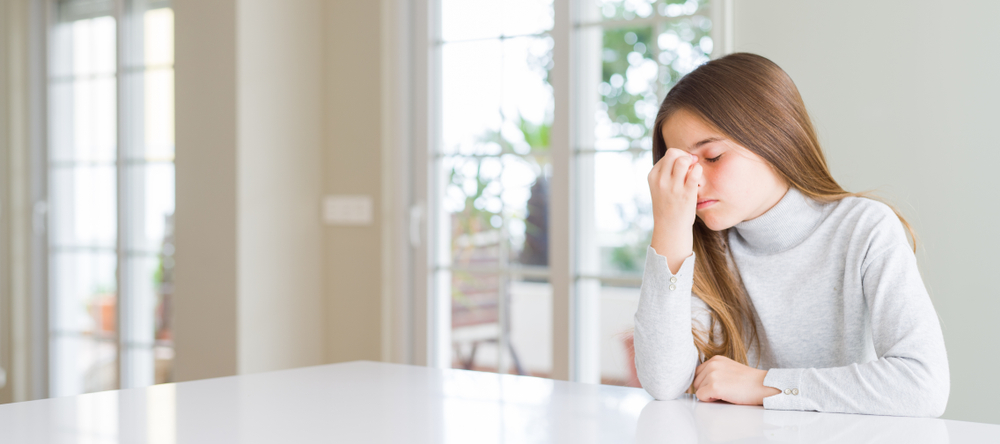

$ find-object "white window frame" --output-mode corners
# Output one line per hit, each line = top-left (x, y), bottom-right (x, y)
(43, 0), (174, 396)
(570, 0), (733, 383)
(391, 0), (734, 381)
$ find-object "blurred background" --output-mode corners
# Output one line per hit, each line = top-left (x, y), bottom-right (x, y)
(0, 0), (997, 426)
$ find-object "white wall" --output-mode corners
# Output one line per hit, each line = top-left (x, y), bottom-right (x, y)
(734, 0), (1000, 424)
(323, 0), (384, 364)
(174, 0), (333, 380)
(174, 0), (239, 382)
(236, 0), (325, 375)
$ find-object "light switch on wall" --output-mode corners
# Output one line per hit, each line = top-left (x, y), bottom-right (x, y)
(323, 195), (373, 226)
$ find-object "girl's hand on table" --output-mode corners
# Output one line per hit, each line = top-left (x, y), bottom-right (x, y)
(692, 355), (782, 405)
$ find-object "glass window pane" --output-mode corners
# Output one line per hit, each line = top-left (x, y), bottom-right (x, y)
(49, 165), (118, 248)
(72, 16), (117, 76)
(577, 279), (642, 386)
(441, 0), (553, 42)
(48, 81), (75, 161)
(122, 66), (175, 161)
(125, 163), (175, 252)
(441, 155), (503, 246)
(122, 254), (160, 388)
(50, 250), (118, 397)
(121, 4), (176, 388)
(440, 40), (503, 155)
(575, 16), (712, 153)
(144, 8), (174, 66)
(443, 155), (549, 261)
(508, 277), (552, 377)
(501, 0), (554, 36)
(51, 251), (118, 335)
(437, 4), (555, 377)
(591, 0), (658, 22)
(142, 69), (175, 160)
(577, 151), (654, 276)
(448, 271), (553, 377)
(450, 270), (501, 371)
(143, 8), (175, 161)
(51, 335), (118, 397)
(501, 36), (554, 144)
(440, 155), (550, 270)
(598, 25), (658, 151)
(76, 75), (118, 162)
(50, 16), (117, 163)
(657, 15), (713, 82)
(574, 150), (653, 385)
(121, 162), (175, 387)
(48, 2), (176, 396)
(573, 3), (713, 385)
(502, 155), (549, 268)
(658, 0), (709, 19)
(154, 213), (175, 385)
(512, 168), (549, 268)
(50, 21), (74, 78)
(580, 0), (708, 23)
(50, 73), (118, 163)
(49, 11), (120, 398)
(441, 0), (503, 42)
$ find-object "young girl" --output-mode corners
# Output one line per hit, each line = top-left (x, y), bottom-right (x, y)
(633, 52), (949, 417)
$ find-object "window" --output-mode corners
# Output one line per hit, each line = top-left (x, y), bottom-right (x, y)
(47, 0), (174, 396)
(433, 0), (556, 377)
(572, 0), (714, 384)
(427, 0), (723, 385)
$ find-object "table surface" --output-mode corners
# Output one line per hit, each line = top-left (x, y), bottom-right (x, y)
(1, 361), (997, 443)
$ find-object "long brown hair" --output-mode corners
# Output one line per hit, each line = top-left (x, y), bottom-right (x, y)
(652, 52), (916, 366)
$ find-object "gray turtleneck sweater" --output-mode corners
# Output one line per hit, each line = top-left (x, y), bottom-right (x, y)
(632, 187), (950, 417)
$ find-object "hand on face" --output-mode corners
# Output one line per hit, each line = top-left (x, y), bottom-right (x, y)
(692, 355), (781, 406)
(647, 147), (704, 273)
(647, 147), (703, 231)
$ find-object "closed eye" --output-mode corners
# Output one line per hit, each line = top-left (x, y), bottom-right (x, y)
(706, 154), (722, 163)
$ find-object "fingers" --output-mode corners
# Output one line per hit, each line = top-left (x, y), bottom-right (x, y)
(649, 148), (696, 190)
(693, 355), (724, 391)
(648, 150), (673, 184)
(694, 365), (721, 403)
(695, 385), (718, 403)
(685, 163), (703, 189)
(693, 361), (708, 390)
(662, 147), (690, 163)
(670, 153), (697, 190)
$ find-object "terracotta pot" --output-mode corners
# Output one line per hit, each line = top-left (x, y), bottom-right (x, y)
(89, 294), (116, 333)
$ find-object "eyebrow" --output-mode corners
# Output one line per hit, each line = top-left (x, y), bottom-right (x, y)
(692, 137), (724, 150)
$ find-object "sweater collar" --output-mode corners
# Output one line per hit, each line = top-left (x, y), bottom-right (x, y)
(731, 187), (827, 254)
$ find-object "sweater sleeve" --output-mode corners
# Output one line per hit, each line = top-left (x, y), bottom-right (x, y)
(633, 245), (710, 400)
(761, 243), (950, 417)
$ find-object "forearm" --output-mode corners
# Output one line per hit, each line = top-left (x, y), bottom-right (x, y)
(762, 354), (950, 416)
(634, 246), (700, 400)
(650, 224), (693, 275)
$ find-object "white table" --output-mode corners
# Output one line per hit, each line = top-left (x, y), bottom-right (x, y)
(1, 361), (996, 443)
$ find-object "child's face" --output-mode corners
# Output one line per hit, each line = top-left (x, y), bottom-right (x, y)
(660, 108), (789, 231)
